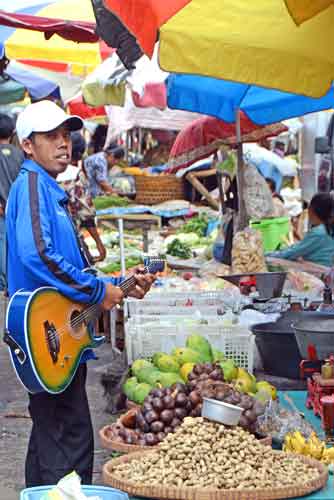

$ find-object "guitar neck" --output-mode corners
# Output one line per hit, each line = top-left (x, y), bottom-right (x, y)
(82, 265), (154, 323)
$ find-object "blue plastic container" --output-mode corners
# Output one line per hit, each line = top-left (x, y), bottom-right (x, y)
(20, 485), (129, 500)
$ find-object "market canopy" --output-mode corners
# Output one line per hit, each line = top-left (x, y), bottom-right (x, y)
(104, 0), (334, 98)
(284, 0), (334, 24)
(167, 74), (334, 125)
(0, 0), (112, 75)
(168, 114), (287, 173)
(0, 9), (97, 43)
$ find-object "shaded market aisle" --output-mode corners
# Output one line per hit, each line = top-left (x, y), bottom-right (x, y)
(0, 294), (115, 498)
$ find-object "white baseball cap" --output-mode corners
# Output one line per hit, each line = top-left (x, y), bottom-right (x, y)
(16, 100), (83, 143)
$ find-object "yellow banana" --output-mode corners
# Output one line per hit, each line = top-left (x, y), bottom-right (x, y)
(290, 432), (307, 455)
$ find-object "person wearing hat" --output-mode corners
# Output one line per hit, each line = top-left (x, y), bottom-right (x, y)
(6, 100), (155, 487)
(84, 144), (125, 198)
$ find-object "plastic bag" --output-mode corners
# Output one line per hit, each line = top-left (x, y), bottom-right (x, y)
(41, 472), (101, 500)
(232, 228), (267, 274)
(256, 399), (315, 443)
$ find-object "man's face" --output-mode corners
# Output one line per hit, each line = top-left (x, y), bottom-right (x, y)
(22, 124), (72, 178)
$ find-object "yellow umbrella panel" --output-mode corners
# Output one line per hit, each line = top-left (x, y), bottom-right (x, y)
(5, 0), (104, 76)
(158, 0), (334, 98)
(284, 0), (334, 25)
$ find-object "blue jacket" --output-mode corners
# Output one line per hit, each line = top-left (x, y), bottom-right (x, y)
(6, 159), (123, 299)
(267, 224), (334, 267)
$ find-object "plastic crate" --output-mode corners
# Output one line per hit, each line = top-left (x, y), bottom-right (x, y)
(250, 216), (290, 252)
(124, 291), (239, 319)
(125, 305), (225, 318)
(20, 485), (128, 500)
(125, 320), (254, 372)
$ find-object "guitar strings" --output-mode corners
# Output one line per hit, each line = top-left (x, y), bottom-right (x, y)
(51, 262), (162, 338)
(51, 271), (148, 339)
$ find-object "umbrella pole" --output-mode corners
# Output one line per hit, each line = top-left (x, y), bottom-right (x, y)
(236, 109), (248, 230)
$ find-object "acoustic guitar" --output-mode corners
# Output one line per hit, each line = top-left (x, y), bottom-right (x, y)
(4, 259), (164, 394)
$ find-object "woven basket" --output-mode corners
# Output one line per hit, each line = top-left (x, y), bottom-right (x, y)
(134, 175), (184, 205)
(103, 451), (328, 500)
(99, 424), (272, 454)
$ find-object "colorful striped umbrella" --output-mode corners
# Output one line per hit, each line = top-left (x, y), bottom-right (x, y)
(104, 0), (334, 98)
(0, 0), (111, 75)
(284, 0), (334, 24)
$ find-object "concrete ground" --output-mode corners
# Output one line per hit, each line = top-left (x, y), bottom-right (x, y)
(0, 294), (116, 499)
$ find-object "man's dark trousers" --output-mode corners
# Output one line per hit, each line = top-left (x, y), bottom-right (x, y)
(25, 364), (94, 487)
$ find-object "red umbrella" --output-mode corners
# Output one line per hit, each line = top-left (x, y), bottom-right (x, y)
(168, 114), (287, 174)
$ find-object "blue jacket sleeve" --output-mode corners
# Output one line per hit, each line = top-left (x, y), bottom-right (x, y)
(267, 230), (321, 262)
(15, 174), (107, 305)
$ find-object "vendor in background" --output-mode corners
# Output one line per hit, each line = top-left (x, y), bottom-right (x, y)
(265, 178), (288, 217)
(58, 132), (106, 263)
(0, 113), (24, 291)
(84, 145), (125, 198)
(267, 193), (334, 267)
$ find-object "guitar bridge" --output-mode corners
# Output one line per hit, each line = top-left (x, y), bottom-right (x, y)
(44, 321), (60, 363)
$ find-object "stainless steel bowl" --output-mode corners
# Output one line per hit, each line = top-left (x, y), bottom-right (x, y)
(202, 397), (243, 426)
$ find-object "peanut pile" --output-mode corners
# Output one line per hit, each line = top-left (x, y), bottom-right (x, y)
(111, 417), (321, 490)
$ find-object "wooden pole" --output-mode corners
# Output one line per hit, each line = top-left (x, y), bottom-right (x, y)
(236, 110), (249, 230)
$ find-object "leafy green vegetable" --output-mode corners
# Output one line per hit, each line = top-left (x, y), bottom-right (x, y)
(99, 256), (142, 274)
(93, 195), (129, 210)
(177, 214), (209, 237)
(167, 238), (192, 259)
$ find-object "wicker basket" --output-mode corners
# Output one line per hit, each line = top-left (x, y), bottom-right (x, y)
(99, 424), (272, 454)
(134, 175), (184, 205)
(103, 451), (328, 500)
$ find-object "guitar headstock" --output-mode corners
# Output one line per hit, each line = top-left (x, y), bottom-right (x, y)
(144, 256), (165, 274)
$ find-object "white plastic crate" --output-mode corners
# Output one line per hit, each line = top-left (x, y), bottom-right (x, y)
(124, 290), (239, 319)
(125, 320), (254, 373)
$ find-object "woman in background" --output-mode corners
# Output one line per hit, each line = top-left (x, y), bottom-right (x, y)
(267, 193), (334, 267)
(58, 132), (106, 263)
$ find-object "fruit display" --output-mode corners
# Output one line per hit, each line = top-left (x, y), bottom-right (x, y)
(187, 363), (266, 433)
(110, 417), (322, 490)
(114, 361), (268, 450)
(112, 383), (195, 447)
(284, 431), (334, 466)
(122, 334), (277, 405)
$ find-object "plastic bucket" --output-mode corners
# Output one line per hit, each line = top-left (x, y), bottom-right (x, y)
(20, 485), (129, 500)
(250, 217), (290, 252)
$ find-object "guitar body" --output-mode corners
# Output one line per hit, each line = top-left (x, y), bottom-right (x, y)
(6, 287), (105, 394)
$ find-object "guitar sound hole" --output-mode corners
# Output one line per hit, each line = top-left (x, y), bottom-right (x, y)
(70, 310), (82, 331)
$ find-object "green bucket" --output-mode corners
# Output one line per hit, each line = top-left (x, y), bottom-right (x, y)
(250, 217), (290, 252)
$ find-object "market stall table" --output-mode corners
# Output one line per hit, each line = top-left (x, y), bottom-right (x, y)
(266, 257), (329, 279)
(97, 213), (161, 253)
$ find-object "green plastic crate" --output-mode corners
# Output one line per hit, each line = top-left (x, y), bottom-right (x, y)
(250, 217), (290, 252)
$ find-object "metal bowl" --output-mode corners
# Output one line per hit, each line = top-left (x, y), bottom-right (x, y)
(202, 397), (243, 426)
(221, 272), (287, 299)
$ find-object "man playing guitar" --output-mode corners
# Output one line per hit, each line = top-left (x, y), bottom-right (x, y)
(6, 101), (155, 487)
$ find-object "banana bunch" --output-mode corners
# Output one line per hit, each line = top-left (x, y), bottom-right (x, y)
(283, 431), (326, 461)
(322, 447), (334, 465)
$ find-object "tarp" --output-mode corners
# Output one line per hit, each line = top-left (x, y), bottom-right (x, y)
(0, 9), (98, 43)
(168, 114), (287, 173)
(105, 89), (202, 143)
